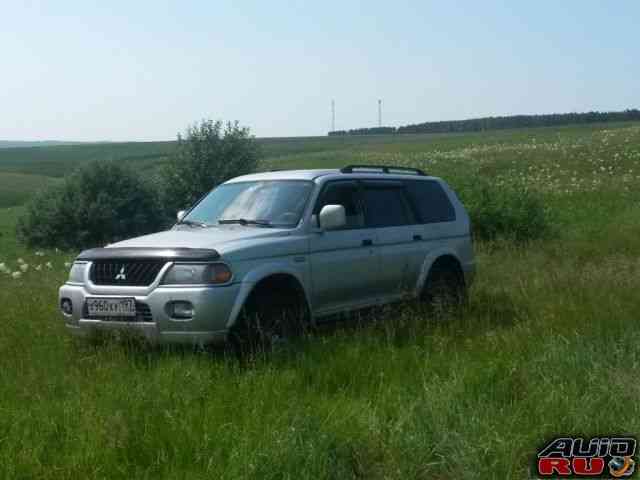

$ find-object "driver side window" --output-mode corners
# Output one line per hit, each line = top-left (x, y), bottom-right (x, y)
(314, 181), (364, 229)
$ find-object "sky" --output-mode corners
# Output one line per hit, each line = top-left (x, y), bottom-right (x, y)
(1, 0), (638, 141)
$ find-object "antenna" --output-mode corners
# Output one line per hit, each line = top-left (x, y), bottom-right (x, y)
(331, 99), (335, 131)
(378, 99), (382, 127)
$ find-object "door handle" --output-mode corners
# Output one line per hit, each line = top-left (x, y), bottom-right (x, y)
(413, 234), (422, 241)
(362, 239), (373, 246)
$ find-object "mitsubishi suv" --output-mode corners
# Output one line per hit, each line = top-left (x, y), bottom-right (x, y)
(58, 165), (475, 349)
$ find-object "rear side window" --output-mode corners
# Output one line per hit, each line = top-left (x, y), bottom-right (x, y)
(404, 180), (456, 224)
(362, 185), (412, 227)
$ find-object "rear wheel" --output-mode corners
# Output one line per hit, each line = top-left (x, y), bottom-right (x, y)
(421, 262), (466, 315)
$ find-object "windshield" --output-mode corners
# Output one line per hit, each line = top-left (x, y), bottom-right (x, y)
(182, 180), (314, 228)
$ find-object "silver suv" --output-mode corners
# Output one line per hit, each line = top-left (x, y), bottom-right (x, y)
(59, 165), (475, 348)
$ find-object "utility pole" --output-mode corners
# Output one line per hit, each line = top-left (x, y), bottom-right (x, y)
(378, 99), (382, 127)
(331, 99), (335, 132)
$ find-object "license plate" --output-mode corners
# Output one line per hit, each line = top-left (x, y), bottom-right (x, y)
(87, 298), (136, 317)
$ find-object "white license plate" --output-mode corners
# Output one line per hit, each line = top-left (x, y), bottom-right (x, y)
(87, 298), (136, 317)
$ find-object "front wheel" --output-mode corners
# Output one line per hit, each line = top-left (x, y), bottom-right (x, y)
(228, 289), (308, 357)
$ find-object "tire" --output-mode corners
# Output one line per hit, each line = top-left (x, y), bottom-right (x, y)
(421, 264), (466, 315)
(229, 287), (307, 357)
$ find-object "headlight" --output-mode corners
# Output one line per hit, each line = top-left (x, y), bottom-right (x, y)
(161, 263), (232, 285)
(68, 262), (87, 284)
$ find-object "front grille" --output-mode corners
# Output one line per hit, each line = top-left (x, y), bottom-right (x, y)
(83, 301), (153, 323)
(90, 260), (165, 286)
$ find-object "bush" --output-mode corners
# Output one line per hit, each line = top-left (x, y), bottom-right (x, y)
(456, 178), (552, 242)
(160, 120), (260, 215)
(17, 161), (164, 250)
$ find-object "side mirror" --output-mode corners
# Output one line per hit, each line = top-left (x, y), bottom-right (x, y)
(318, 204), (346, 230)
(177, 210), (186, 221)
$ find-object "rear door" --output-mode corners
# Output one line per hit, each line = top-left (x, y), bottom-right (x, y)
(360, 180), (418, 300)
(402, 179), (458, 289)
(309, 180), (379, 315)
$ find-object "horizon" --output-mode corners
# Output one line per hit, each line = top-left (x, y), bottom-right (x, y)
(3, 108), (639, 144)
(2, 1), (639, 142)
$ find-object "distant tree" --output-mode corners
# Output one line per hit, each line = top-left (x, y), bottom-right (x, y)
(160, 120), (260, 215)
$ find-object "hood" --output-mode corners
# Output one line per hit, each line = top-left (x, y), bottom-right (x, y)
(108, 225), (292, 255)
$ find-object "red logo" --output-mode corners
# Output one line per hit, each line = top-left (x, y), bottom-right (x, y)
(537, 437), (636, 477)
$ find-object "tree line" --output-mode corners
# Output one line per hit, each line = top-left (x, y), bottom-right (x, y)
(328, 109), (640, 136)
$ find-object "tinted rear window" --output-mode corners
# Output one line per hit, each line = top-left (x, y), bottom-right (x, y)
(404, 180), (456, 223)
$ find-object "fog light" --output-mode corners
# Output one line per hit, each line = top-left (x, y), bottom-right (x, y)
(60, 298), (73, 315)
(168, 301), (194, 319)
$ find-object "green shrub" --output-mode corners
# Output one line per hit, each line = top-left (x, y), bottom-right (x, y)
(160, 120), (260, 215)
(17, 161), (164, 249)
(456, 178), (552, 242)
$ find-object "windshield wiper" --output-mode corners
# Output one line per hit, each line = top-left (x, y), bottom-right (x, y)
(218, 218), (273, 227)
(178, 219), (209, 228)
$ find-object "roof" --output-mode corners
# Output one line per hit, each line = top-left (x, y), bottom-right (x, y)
(225, 169), (339, 183)
(224, 167), (438, 184)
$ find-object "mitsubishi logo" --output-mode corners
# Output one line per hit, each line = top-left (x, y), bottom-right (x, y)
(115, 266), (126, 281)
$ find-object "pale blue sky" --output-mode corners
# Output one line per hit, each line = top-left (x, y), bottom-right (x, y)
(1, 1), (638, 141)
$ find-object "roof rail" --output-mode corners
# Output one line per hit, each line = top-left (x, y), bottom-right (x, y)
(340, 164), (426, 176)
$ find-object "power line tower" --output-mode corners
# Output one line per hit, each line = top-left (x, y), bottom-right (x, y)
(331, 99), (335, 132)
(378, 99), (382, 127)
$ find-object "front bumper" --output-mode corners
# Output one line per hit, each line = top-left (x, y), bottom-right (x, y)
(59, 282), (242, 345)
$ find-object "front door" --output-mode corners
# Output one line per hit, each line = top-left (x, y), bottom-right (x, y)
(309, 180), (379, 315)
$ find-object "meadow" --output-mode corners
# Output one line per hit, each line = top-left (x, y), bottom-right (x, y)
(1, 123), (639, 478)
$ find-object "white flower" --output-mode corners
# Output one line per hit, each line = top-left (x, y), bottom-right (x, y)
(64, 262), (71, 268)
(19, 264), (29, 272)
(35, 251), (45, 256)
(0, 262), (7, 273)
(11, 271), (21, 279)
(46, 262), (53, 269)
(35, 265), (42, 271)
(17, 258), (24, 264)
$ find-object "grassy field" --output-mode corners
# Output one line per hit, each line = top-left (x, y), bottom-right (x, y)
(2, 122), (633, 206)
(1, 123), (640, 478)
(0, 172), (61, 208)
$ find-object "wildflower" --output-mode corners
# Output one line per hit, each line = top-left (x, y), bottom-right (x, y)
(46, 262), (53, 269)
(64, 262), (71, 268)
(19, 264), (29, 272)
(35, 251), (45, 256)
(35, 265), (42, 271)
(11, 271), (21, 279)
(17, 258), (24, 264)
(0, 262), (8, 273)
